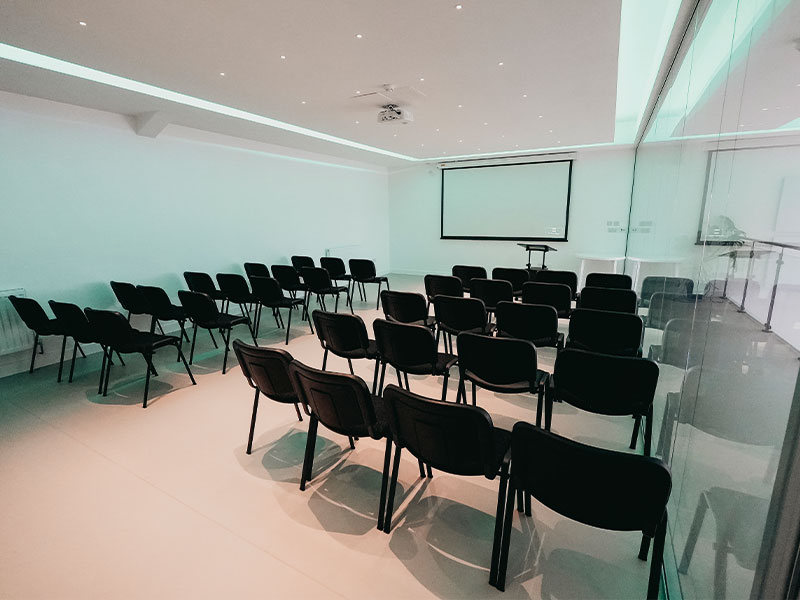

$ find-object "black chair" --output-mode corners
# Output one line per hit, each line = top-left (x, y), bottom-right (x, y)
(433, 295), (493, 354)
(423, 274), (463, 309)
(521, 282), (571, 318)
(456, 332), (548, 417)
(349, 258), (389, 309)
(647, 318), (697, 367)
(319, 256), (354, 295)
(470, 278), (513, 318)
(84, 308), (195, 407)
(495, 301), (563, 353)
(490, 422), (671, 598)
(586, 272), (633, 289)
(452, 265), (487, 294)
(291, 255), (315, 274)
(546, 349), (659, 456)
(216, 273), (258, 330)
(243, 262), (270, 282)
(110, 281), (153, 325)
(250, 276), (308, 344)
(271, 264), (308, 306)
(287, 360), (389, 525)
(302, 267), (352, 315)
(183, 271), (227, 308)
(48, 300), (93, 383)
(491, 267), (530, 297)
(639, 276), (693, 308)
(311, 310), (379, 392)
(373, 318), (457, 402)
(381, 384), (511, 537)
(579, 286), (638, 314)
(381, 290), (435, 330)
(232, 341), (303, 454)
(178, 290), (254, 374)
(9, 295), (66, 378)
(535, 270), (579, 299)
(566, 308), (643, 357)
(136, 285), (191, 342)
(646, 292), (699, 330)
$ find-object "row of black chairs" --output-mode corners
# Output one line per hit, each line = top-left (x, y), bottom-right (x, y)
(233, 339), (669, 597)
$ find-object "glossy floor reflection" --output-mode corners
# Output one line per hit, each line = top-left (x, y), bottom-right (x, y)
(1, 274), (669, 599)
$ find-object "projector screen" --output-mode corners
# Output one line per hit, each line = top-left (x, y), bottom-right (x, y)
(440, 160), (572, 240)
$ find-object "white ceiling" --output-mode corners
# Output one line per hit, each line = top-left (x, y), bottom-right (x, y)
(0, 0), (626, 166)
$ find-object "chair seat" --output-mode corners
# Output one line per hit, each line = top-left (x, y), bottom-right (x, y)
(196, 314), (249, 329)
(387, 315), (436, 329)
(40, 318), (64, 336)
(265, 296), (304, 309)
(464, 368), (548, 394)
(329, 339), (379, 360)
(332, 274), (353, 281)
(400, 351), (457, 376)
(356, 276), (388, 284)
(313, 286), (348, 295)
(117, 331), (180, 353)
(440, 323), (495, 337)
(154, 306), (187, 321)
(490, 427), (512, 474)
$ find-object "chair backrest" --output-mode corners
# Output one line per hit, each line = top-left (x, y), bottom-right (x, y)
(579, 286), (638, 314)
(433, 295), (488, 334)
(553, 349), (659, 416)
(381, 290), (428, 324)
(244, 262), (270, 280)
(216, 273), (253, 303)
(136, 285), (177, 319)
(509, 422), (671, 536)
(8, 296), (53, 333)
(349, 258), (377, 280)
(373, 319), (438, 371)
(383, 384), (500, 478)
(301, 267), (333, 293)
(457, 332), (538, 389)
(249, 276), (285, 305)
(110, 281), (151, 315)
(271, 265), (303, 290)
(495, 301), (558, 346)
(84, 308), (135, 347)
(232, 340), (297, 402)
(659, 318), (697, 368)
(585, 272), (632, 290)
(452, 265), (487, 292)
(424, 274), (464, 301)
(470, 278), (513, 310)
(320, 256), (347, 278)
(183, 271), (219, 295)
(647, 292), (697, 330)
(521, 281), (571, 317)
(178, 290), (220, 326)
(312, 310), (371, 356)
(567, 308), (643, 357)
(535, 270), (579, 299)
(291, 255), (315, 272)
(288, 359), (381, 439)
(640, 276), (693, 306)
(49, 300), (94, 342)
(491, 267), (530, 293)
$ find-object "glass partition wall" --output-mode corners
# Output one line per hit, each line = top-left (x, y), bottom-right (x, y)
(626, 0), (800, 597)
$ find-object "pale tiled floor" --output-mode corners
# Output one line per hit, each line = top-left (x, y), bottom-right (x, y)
(0, 274), (670, 599)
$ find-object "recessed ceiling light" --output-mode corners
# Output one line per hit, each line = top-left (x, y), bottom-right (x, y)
(301, 100), (306, 104)
(355, 90), (361, 94)
(515, 144), (520, 148)
(549, 129), (553, 133)
(762, 107), (768, 111)
(538, 115), (543, 118)
(522, 94), (528, 98)
(459, 139), (463, 143)
(219, 72), (225, 76)
(355, 34), (363, 39)
(498, 62), (504, 66)
(355, 120), (360, 124)
(419, 77), (425, 81)
(483, 122), (488, 126)
(455, 4), (463, 9)
(421, 143), (425, 147)
(435, 128), (440, 132)
(557, 140), (561, 143)
(501, 134), (505, 138)
(280, 55), (286, 60)
(457, 104), (462, 108)
(393, 133), (397, 137)
(78, 21), (87, 26)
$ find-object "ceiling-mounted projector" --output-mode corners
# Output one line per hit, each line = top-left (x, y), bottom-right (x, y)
(378, 104), (413, 124)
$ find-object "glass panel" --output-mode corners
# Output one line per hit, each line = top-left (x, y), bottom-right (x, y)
(627, 0), (800, 598)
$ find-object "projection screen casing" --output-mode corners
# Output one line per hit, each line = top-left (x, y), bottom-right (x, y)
(440, 160), (572, 241)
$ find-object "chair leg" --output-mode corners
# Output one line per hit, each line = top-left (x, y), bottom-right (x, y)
(285, 307), (292, 345)
(347, 358), (354, 375)
(103, 348), (113, 396)
(378, 362), (387, 394)
(348, 435), (356, 449)
(76, 342), (86, 358)
(516, 488), (524, 513)
(377, 438), (393, 530)
(347, 287), (354, 314)
(334, 293), (339, 313)
(489, 462), (510, 587)
(68, 340), (79, 383)
(383, 446), (402, 533)
(524, 492), (531, 516)
(177, 345), (196, 385)
(647, 512), (668, 600)
(29, 333), (39, 373)
(208, 328), (218, 349)
(678, 493), (709, 572)
(221, 328), (231, 374)
(57, 335), (67, 382)
(371, 359), (380, 395)
(495, 480), (518, 591)
(471, 381), (477, 406)
(644, 406), (653, 457)
(189, 325), (198, 364)
(142, 352), (153, 408)
(98, 346), (108, 394)
(376, 282), (382, 309)
(246, 389), (260, 455)
(321, 348), (329, 371)
(179, 321), (190, 342)
(418, 459), (425, 478)
(630, 416), (642, 450)
(300, 415), (319, 491)
(114, 351), (126, 366)
(441, 371), (449, 402)
(294, 402), (303, 421)
(403, 372), (410, 391)
(426, 464), (433, 477)
(396, 368), (403, 387)
(536, 385), (544, 427)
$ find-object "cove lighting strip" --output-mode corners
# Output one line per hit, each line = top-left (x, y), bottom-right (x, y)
(0, 42), (416, 161)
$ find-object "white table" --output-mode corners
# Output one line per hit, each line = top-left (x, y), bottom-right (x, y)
(576, 254), (626, 288)
(625, 256), (685, 290)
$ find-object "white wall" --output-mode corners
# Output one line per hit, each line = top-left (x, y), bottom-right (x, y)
(387, 148), (636, 275)
(0, 91), (389, 372)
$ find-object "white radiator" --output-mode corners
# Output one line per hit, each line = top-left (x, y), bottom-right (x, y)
(0, 288), (34, 355)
